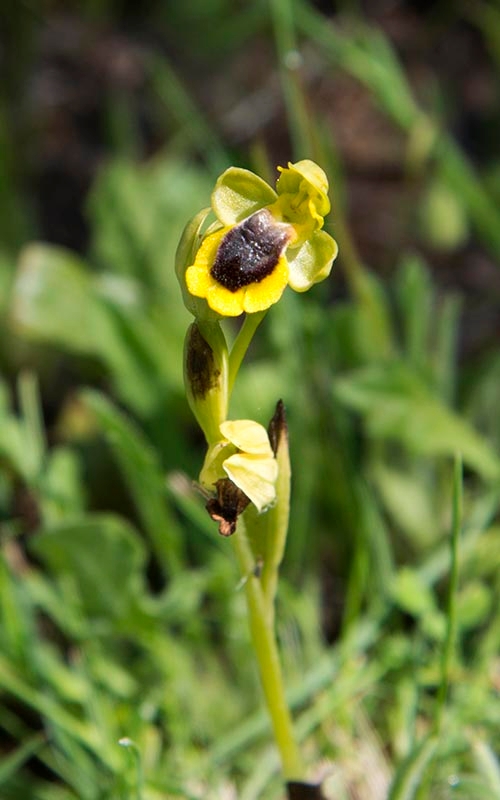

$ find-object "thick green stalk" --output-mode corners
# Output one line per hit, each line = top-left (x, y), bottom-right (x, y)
(187, 306), (303, 781)
(232, 522), (305, 781)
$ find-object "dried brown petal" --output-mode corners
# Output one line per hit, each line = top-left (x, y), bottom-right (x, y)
(268, 399), (288, 456)
(206, 478), (250, 536)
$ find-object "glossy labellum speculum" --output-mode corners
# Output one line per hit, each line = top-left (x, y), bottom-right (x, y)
(210, 209), (292, 291)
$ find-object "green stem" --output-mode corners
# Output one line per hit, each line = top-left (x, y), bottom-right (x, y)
(227, 311), (267, 397)
(232, 522), (305, 781)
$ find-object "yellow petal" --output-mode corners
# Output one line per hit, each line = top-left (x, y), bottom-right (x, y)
(185, 264), (215, 297)
(242, 255), (289, 314)
(186, 228), (227, 299)
(206, 283), (246, 316)
(220, 419), (273, 455)
(223, 453), (278, 512)
(190, 227), (226, 270)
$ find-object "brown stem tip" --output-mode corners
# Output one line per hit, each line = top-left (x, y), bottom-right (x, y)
(268, 399), (288, 456)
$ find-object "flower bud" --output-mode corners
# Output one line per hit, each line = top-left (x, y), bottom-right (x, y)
(184, 321), (228, 444)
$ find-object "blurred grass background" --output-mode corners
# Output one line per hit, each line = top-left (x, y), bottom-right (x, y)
(1, 1), (500, 798)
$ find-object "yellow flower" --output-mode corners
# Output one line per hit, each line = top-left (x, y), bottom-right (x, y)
(182, 160), (338, 318)
(200, 419), (278, 512)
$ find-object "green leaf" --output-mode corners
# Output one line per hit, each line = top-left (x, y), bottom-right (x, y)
(334, 362), (500, 480)
(472, 736), (500, 798)
(391, 568), (437, 619)
(353, 269), (395, 360)
(0, 417), (29, 480)
(371, 464), (436, 547)
(39, 447), (85, 523)
(29, 514), (147, 621)
(456, 582), (492, 630)
(82, 389), (184, 576)
(12, 244), (116, 356)
(0, 373), (45, 484)
(88, 156), (212, 290)
(388, 733), (439, 800)
(0, 733), (45, 786)
(394, 255), (433, 373)
(11, 243), (180, 414)
(418, 179), (469, 251)
(297, 12), (419, 129)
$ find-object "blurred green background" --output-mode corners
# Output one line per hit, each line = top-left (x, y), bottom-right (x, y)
(1, 1), (500, 798)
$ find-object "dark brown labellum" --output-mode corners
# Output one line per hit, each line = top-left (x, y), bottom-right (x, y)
(206, 478), (251, 536)
(211, 209), (291, 292)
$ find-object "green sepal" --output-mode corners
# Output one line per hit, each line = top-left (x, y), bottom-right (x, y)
(287, 229), (338, 292)
(212, 167), (277, 225)
(175, 207), (221, 321)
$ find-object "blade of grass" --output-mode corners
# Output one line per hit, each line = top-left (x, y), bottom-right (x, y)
(388, 733), (439, 800)
(209, 608), (384, 766)
(0, 655), (115, 769)
(0, 733), (45, 786)
(269, 0), (313, 158)
(296, 3), (500, 260)
(18, 370), (46, 485)
(147, 53), (228, 175)
(471, 736), (500, 798)
(434, 456), (462, 735)
(388, 458), (463, 798)
(83, 389), (184, 577)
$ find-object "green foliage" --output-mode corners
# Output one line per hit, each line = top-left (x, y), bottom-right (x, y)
(30, 515), (148, 622)
(1, 1), (500, 798)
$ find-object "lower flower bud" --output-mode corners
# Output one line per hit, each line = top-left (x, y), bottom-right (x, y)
(184, 321), (228, 444)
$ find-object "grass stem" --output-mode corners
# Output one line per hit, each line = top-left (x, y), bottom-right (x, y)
(434, 455), (462, 735)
